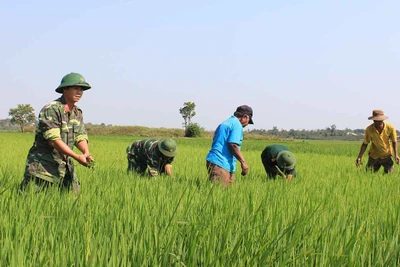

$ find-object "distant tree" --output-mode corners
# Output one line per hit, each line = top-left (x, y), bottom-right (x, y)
(179, 102), (196, 134)
(8, 104), (36, 133)
(330, 124), (336, 136)
(271, 126), (279, 135)
(288, 129), (296, 138)
(354, 129), (365, 135)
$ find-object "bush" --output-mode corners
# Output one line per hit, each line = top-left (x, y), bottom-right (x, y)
(185, 123), (204, 137)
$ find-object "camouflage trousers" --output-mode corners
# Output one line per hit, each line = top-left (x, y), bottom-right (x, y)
(127, 153), (146, 173)
(127, 154), (160, 177)
(19, 167), (80, 195)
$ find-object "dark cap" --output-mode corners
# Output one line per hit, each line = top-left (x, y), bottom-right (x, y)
(235, 105), (254, 124)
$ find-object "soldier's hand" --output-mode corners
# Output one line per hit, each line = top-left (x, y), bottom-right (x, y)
(356, 158), (362, 167)
(86, 157), (96, 169)
(83, 152), (93, 160)
(76, 154), (89, 167)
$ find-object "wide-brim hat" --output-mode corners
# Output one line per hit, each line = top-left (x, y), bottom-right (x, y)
(158, 138), (177, 157)
(368, 110), (388, 121)
(276, 150), (296, 171)
(55, 72), (91, 93)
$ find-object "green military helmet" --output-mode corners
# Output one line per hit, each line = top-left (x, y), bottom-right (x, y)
(158, 138), (177, 157)
(276, 150), (296, 171)
(55, 72), (91, 93)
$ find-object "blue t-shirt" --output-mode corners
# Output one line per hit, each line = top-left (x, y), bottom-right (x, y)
(206, 116), (243, 172)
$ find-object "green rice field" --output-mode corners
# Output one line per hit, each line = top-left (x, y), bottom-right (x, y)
(1, 132), (400, 266)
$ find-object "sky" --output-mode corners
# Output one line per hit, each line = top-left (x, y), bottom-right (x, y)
(2, 0), (400, 131)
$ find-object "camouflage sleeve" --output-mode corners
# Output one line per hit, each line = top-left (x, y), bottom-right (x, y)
(75, 134), (88, 145)
(147, 166), (159, 177)
(160, 157), (174, 170)
(160, 158), (174, 174)
(74, 109), (88, 146)
(40, 103), (62, 141)
(146, 158), (161, 175)
(147, 156), (172, 177)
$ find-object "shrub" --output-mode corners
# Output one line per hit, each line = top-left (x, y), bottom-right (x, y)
(185, 123), (204, 137)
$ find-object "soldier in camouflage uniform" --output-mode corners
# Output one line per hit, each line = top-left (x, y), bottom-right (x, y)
(126, 138), (177, 177)
(19, 72), (94, 194)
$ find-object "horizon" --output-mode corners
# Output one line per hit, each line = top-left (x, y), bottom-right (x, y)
(0, 116), (389, 132)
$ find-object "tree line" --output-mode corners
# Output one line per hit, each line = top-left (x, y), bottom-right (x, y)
(247, 127), (367, 141)
(5, 103), (400, 141)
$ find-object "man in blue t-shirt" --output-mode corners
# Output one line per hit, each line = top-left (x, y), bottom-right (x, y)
(206, 105), (254, 186)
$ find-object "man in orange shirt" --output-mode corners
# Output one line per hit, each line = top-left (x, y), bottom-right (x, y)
(356, 110), (399, 173)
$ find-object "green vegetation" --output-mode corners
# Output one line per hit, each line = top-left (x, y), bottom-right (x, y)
(185, 123), (205, 137)
(3, 118), (398, 142)
(85, 124), (188, 137)
(1, 132), (400, 265)
(8, 104), (36, 133)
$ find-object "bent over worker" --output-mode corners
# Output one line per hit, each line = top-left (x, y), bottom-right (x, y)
(126, 138), (177, 177)
(261, 144), (297, 180)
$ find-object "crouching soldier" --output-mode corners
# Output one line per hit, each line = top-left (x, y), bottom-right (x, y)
(261, 144), (297, 180)
(126, 138), (177, 177)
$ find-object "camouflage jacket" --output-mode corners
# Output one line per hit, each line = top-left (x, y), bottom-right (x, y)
(24, 96), (88, 183)
(127, 138), (174, 176)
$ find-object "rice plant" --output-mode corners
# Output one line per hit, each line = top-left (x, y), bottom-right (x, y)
(1, 133), (400, 266)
